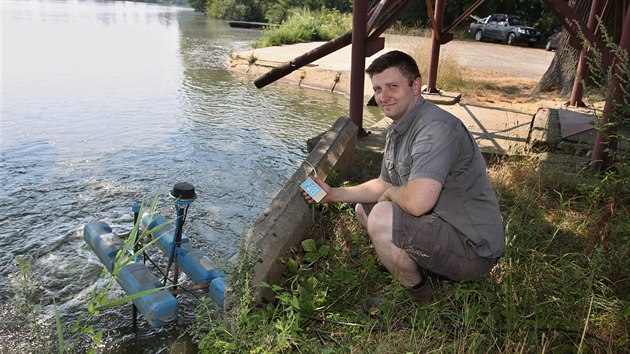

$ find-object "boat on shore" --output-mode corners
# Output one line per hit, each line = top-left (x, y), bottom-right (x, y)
(228, 20), (272, 29)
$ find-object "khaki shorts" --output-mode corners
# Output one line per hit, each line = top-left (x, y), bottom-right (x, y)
(361, 202), (496, 281)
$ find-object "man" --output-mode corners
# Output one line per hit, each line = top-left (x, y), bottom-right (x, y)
(302, 50), (505, 303)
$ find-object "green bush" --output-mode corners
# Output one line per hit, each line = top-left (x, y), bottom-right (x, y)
(205, 0), (266, 22)
(253, 8), (350, 48)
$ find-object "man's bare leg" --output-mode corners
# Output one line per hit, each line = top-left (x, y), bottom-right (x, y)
(361, 201), (423, 287)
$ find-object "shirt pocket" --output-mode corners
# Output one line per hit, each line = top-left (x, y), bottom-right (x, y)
(411, 140), (432, 158)
(384, 158), (397, 182)
(395, 157), (411, 181)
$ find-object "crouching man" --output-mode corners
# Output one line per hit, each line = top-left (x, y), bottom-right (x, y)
(302, 50), (505, 303)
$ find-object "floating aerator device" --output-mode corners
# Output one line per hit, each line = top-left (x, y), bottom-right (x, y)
(84, 182), (227, 329)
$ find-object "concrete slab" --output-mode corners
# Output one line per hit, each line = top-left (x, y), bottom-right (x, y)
(528, 107), (612, 155)
(442, 103), (534, 154)
(422, 89), (461, 105)
(559, 109), (597, 142)
(230, 38), (466, 105)
(241, 117), (358, 301)
(529, 107), (560, 152)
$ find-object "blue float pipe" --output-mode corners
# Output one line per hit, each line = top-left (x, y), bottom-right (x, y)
(83, 221), (178, 328)
(142, 213), (227, 307)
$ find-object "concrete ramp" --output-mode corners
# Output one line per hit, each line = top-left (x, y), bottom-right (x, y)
(441, 103), (534, 155)
(242, 117), (358, 301)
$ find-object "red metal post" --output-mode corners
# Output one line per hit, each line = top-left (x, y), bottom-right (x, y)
(369, 0), (416, 40)
(254, 32), (352, 89)
(590, 4), (630, 171)
(570, 0), (604, 107)
(442, 0), (486, 35)
(425, 0), (446, 94)
(614, 0), (625, 42)
(350, 0), (369, 136)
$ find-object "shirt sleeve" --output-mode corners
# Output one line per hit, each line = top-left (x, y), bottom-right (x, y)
(409, 121), (461, 184)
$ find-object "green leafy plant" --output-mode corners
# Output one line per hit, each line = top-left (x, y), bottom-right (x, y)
(577, 19), (630, 249)
(10, 256), (39, 317)
(253, 8), (350, 48)
(8, 256), (49, 350)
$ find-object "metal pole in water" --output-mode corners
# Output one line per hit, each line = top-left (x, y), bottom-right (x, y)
(131, 203), (141, 331)
(162, 183), (197, 291)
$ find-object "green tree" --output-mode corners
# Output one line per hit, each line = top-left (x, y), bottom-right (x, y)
(204, 0), (352, 23)
(322, 0), (352, 12)
(265, 0), (306, 24)
(265, 0), (348, 24)
(206, 0), (267, 21)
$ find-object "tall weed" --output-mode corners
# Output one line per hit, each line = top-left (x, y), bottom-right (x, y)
(253, 9), (350, 48)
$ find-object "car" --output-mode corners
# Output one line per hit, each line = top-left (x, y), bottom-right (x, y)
(469, 14), (542, 47)
(546, 31), (561, 51)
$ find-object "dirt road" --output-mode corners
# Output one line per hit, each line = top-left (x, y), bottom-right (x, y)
(383, 34), (556, 80)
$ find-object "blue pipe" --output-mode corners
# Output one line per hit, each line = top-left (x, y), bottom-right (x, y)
(83, 221), (178, 327)
(142, 213), (227, 307)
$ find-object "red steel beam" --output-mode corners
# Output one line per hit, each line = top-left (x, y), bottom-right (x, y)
(424, 0), (485, 93)
(543, 0), (609, 55)
(367, 0), (387, 33)
(570, 0), (605, 107)
(590, 3), (630, 171)
(253, 32), (352, 89)
(425, 0), (435, 33)
(369, 0), (416, 40)
(442, 0), (486, 36)
(425, 0), (446, 93)
(349, 0), (370, 136)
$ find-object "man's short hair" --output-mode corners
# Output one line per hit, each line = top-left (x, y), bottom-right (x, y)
(366, 50), (421, 85)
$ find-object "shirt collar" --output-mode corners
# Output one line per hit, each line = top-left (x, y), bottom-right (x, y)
(392, 96), (426, 135)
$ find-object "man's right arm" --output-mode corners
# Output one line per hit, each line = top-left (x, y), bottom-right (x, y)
(306, 177), (392, 205)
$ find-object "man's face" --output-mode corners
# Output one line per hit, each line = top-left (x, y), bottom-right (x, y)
(370, 66), (421, 122)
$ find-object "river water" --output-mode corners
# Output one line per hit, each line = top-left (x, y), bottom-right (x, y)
(0, 1), (380, 352)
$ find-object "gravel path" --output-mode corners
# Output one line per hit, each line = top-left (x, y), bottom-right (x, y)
(383, 34), (555, 80)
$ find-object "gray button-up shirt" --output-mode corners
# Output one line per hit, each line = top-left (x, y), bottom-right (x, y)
(380, 97), (505, 258)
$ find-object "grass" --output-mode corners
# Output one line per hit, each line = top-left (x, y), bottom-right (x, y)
(410, 39), (470, 92)
(191, 156), (630, 353)
(253, 9), (351, 48)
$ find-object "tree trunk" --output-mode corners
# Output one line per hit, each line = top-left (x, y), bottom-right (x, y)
(536, 0), (592, 94)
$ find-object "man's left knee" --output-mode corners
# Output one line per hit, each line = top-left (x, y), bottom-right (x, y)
(366, 202), (393, 237)
(355, 203), (367, 227)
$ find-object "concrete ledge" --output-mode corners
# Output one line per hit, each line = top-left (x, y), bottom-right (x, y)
(228, 56), (372, 103)
(242, 117), (358, 301)
(528, 107), (560, 152)
(422, 90), (461, 105)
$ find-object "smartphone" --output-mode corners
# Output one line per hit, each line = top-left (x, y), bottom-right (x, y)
(300, 177), (327, 203)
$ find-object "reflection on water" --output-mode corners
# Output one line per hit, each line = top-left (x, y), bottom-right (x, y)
(0, 0), (382, 351)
